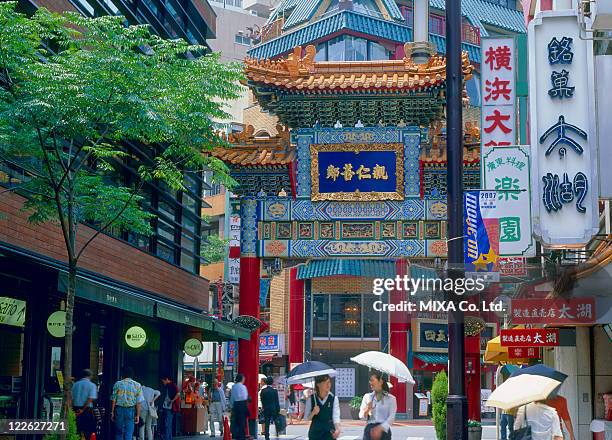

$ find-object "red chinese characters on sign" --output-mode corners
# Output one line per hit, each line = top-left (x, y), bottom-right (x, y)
(498, 257), (527, 276)
(508, 346), (541, 359)
(511, 298), (596, 324)
(500, 328), (560, 347)
(481, 38), (516, 149)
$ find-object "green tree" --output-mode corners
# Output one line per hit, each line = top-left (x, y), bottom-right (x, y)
(431, 370), (448, 440)
(0, 2), (240, 411)
(201, 234), (229, 264)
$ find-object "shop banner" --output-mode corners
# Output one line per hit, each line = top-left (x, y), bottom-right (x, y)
(508, 346), (541, 359)
(259, 334), (280, 353)
(500, 328), (559, 347)
(498, 257), (527, 276)
(0, 297), (26, 327)
(464, 190), (499, 273)
(226, 340), (237, 366)
(511, 297), (595, 324)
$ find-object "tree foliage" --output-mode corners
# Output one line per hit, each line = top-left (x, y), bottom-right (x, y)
(200, 234), (229, 265)
(431, 370), (448, 440)
(0, 1), (241, 409)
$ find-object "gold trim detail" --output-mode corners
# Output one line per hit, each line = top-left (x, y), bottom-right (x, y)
(310, 143), (405, 202)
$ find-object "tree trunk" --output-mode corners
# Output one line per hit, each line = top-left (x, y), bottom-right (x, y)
(62, 261), (76, 416)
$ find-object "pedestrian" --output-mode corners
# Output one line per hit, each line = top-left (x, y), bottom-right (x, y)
(110, 367), (143, 440)
(207, 378), (226, 437)
(139, 385), (160, 440)
(303, 375), (341, 440)
(513, 401), (563, 440)
(260, 377), (280, 440)
(230, 374), (249, 440)
(160, 374), (180, 440)
(500, 407), (517, 440)
(72, 369), (97, 440)
(359, 371), (396, 440)
(546, 395), (576, 440)
(286, 386), (297, 425)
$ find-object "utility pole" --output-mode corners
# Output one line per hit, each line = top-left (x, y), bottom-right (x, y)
(445, 0), (468, 439)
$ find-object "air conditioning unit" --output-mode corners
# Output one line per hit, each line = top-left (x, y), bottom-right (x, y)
(592, 0), (612, 30)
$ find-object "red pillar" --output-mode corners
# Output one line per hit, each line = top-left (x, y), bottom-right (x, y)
(288, 267), (305, 365)
(238, 256), (260, 422)
(465, 335), (481, 421)
(389, 259), (408, 413)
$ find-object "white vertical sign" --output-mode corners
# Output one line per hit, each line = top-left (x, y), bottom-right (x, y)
(481, 37), (516, 150)
(528, 11), (598, 246)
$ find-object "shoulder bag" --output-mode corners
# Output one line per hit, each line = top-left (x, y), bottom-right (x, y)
(510, 405), (532, 440)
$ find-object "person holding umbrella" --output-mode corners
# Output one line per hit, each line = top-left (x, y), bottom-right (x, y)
(359, 371), (397, 440)
(303, 375), (341, 440)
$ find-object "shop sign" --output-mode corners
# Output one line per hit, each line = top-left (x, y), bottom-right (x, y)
(228, 202), (241, 283)
(463, 191), (499, 274)
(124, 326), (147, 348)
(498, 257), (527, 276)
(259, 334), (280, 353)
(334, 367), (356, 398)
(481, 146), (535, 257)
(412, 319), (448, 353)
(528, 11), (599, 246)
(0, 297), (26, 327)
(184, 338), (203, 357)
(508, 346), (541, 359)
(511, 297), (595, 324)
(481, 37), (516, 148)
(46, 311), (66, 338)
(226, 340), (237, 366)
(500, 328), (559, 347)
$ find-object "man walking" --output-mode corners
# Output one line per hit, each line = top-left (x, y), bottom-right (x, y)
(260, 377), (280, 440)
(161, 374), (180, 440)
(72, 369), (97, 440)
(110, 367), (143, 440)
(208, 378), (226, 437)
(230, 374), (249, 440)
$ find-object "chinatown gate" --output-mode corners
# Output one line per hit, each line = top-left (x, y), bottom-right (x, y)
(213, 45), (490, 422)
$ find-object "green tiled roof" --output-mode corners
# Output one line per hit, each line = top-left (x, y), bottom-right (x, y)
(297, 259), (397, 280)
(414, 353), (448, 364)
(269, 0), (404, 30)
(429, 0), (526, 36)
(248, 10), (480, 63)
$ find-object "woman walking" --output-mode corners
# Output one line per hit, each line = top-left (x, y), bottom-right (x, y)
(359, 371), (397, 440)
(139, 385), (160, 440)
(303, 375), (341, 440)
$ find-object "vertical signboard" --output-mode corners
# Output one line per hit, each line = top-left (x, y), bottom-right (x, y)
(528, 11), (598, 246)
(464, 191), (499, 275)
(228, 199), (241, 284)
(481, 37), (516, 149)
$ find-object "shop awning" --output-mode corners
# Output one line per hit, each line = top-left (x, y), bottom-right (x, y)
(297, 259), (396, 280)
(58, 272), (155, 317)
(156, 303), (214, 331)
(213, 319), (251, 341)
(414, 353), (448, 365)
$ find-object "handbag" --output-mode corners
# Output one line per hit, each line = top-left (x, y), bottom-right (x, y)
(510, 405), (532, 440)
(274, 414), (287, 432)
(148, 403), (158, 420)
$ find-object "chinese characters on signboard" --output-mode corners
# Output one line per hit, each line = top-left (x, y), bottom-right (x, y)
(481, 38), (516, 149)
(226, 340), (237, 366)
(311, 144), (404, 201)
(511, 298), (595, 324)
(500, 328), (560, 347)
(259, 334), (280, 353)
(228, 199), (241, 284)
(334, 368), (356, 398)
(528, 12), (598, 246)
(508, 347), (541, 359)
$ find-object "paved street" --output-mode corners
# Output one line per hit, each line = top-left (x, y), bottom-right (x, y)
(178, 419), (499, 440)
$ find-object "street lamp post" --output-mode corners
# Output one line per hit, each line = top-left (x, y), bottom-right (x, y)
(445, 0), (468, 439)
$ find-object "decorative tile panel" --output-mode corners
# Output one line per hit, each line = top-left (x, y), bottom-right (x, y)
(240, 198), (259, 257)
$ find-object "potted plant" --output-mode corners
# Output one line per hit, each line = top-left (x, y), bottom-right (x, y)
(468, 419), (482, 440)
(349, 396), (363, 420)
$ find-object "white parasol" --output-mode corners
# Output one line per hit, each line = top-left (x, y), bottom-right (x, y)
(350, 351), (415, 384)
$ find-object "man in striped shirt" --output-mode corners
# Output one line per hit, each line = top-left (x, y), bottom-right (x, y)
(111, 367), (143, 440)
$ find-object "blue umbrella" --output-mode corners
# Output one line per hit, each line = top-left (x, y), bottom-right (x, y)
(510, 364), (568, 383)
(286, 361), (336, 384)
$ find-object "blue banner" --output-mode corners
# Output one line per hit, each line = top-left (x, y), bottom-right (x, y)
(463, 191), (498, 272)
(259, 334), (280, 353)
(317, 150), (397, 194)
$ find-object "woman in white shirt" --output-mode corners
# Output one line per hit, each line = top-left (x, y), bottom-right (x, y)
(359, 371), (397, 440)
(514, 401), (563, 440)
(140, 386), (161, 440)
(303, 375), (341, 440)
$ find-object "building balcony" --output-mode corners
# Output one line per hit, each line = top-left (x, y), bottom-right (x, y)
(243, 0), (275, 18)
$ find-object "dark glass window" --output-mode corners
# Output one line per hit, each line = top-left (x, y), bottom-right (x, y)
(327, 36), (345, 61)
(368, 41), (390, 60)
(363, 295), (379, 337)
(312, 295), (329, 338)
(345, 36), (367, 61)
(330, 295), (361, 337)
